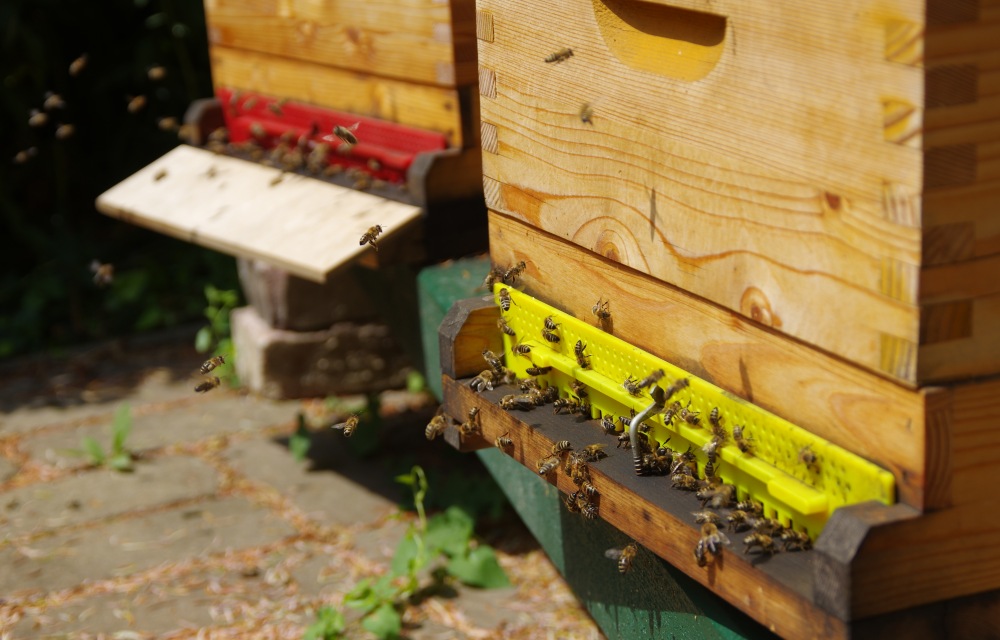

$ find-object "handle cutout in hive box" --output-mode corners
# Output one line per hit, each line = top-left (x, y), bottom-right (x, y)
(593, 0), (726, 81)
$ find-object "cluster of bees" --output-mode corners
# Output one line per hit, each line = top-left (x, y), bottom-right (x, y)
(537, 440), (607, 521)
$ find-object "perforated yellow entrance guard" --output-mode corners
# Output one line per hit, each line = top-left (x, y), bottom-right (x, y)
(494, 285), (895, 538)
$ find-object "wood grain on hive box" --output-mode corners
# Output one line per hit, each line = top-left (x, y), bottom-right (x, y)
(476, 0), (1000, 385)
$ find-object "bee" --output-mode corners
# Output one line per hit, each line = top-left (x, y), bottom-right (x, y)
(698, 483), (736, 510)
(541, 327), (560, 343)
(564, 491), (582, 514)
(799, 445), (820, 473)
(504, 260), (527, 284)
(500, 394), (536, 411)
(482, 349), (504, 373)
(333, 123), (359, 145)
(243, 96), (259, 110)
(662, 378), (690, 402)
(743, 533), (777, 556)
(582, 444), (607, 462)
(127, 95), (147, 114)
(157, 117), (179, 131)
(200, 355), (226, 374)
(696, 522), (730, 566)
(580, 497), (598, 520)
(533, 386), (559, 405)
(482, 265), (506, 290)
(736, 500), (763, 516)
(425, 414), (449, 440)
(727, 510), (753, 532)
(579, 102), (594, 125)
(524, 365), (551, 377)
(605, 543), (637, 574)
(147, 65), (167, 81)
(69, 54), (87, 76)
(733, 426), (754, 454)
(574, 340), (590, 369)
(537, 455), (560, 475)
(636, 369), (665, 389)
(13, 147), (38, 164)
(692, 510), (723, 526)
(495, 431), (513, 450)
(678, 402), (699, 426)
(708, 407), (728, 442)
(643, 448), (672, 475)
(307, 143), (330, 173)
(753, 518), (785, 536)
(661, 401), (682, 425)
(553, 398), (580, 414)
(359, 225), (383, 251)
(459, 407), (482, 437)
(544, 48), (574, 63)
(601, 414), (617, 434)
(28, 110), (48, 127)
(672, 474), (700, 490)
(267, 102), (285, 117)
(564, 381), (585, 399)
(89, 260), (114, 287)
(195, 376), (221, 393)
(616, 431), (632, 449)
(469, 369), (496, 393)
(269, 173), (285, 187)
(513, 340), (532, 357)
(497, 317), (516, 336)
(498, 288), (513, 312)
(781, 529), (812, 551)
(623, 375), (642, 396)
(332, 414), (361, 437)
(592, 297), (611, 321)
(551, 440), (573, 456)
(151, 167), (168, 181)
(43, 92), (66, 111)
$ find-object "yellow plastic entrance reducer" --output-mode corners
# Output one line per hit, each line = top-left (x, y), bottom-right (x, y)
(493, 285), (895, 539)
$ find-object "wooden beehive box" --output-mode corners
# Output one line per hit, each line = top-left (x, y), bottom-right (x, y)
(476, 0), (1000, 386)
(431, 0), (1000, 637)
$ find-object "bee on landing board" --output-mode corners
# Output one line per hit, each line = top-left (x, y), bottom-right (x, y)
(332, 414), (361, 437)
(605, 543), (637, 574)
(582, 443), (607, 462)
(200, 355), (226, 374)
(359, 225), (383, 251)
(195, 376), (221, 394)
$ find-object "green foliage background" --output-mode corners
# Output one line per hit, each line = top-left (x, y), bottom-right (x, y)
(0, 0), (239, 359)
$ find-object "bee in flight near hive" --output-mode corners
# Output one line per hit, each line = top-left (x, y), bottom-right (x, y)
(359, 225), (383, 251)
(127, 95), (147, 114)
(194, 376), (221, 394)
(69, 54), (87, 76)
(695, 522), (730, 567)
(579, 102), (594, 125)
(89, 260), (114, 287)
(332, 414), (361, 437)
(333, 123), (359, 146)
(605, 543), (637, 574)
(425, 413), (449, 440)
(459, 407), (481, 437)
(503, 260), (527, 285)
(592, 297), (611, 322)
(637, 369), (665, 390)
(200, 355), (226, 374)
(544, 48), (574, 63)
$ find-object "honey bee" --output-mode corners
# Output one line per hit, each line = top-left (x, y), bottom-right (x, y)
(13, 147), (38, 164)
(582, 444), (607, 461)
(69, 54), (88, 76)
(566, 381), (586, 399)
(708, 407), (728, 442)
(592, 298), (611, 322)
(307, 143), (330, 173)
(642, 448), (673, 475)
(333, 123), (359, 145)
(605, 543), (637, 574)
(743, 532), (777, 556)
(55, 123), (74, 140)
(752, 517), (785, 536)
(799, 445), (820, 473)
(695, 522), (730, 567)
(544, 47), (574, 63)
(731, 425), (753, 454)
(504, 260), (527, 284)
(469, 369), (496, 393)
(525, 365), (552, 376)
(153, 168), (168, 181)
(616, 430), (632, 449)
(727, 510), (753, 532)
(269, 173), (285, 187)
(28, 110), (48, 127)
(425, 414), (449, 440)
(481, 265), (506, 290)
(43, 92), (66, 111)
(780, 529), (812, 551)
(574, 340), (590, 369)
(537, 455), (560, 475)
(250, 122), (267, 139)
(532, 385), (559, 405)
(672, 474), (700, 490)
(200, 355), (226, 374)
(332, 414), (361, 437)
(146, 65), (167, 81)
(697, 483), (736, 509)
(553, 398), (580, 414)
(89, 260), (114, 287)
(692, 510), (723, 526)
(157, 117), (179, 131)
(660, 401), (681, 426)
(601, 414), (617, 434)
(680, 402), (700, 426)
(623, 375), (642, 396)
(662, 378), (690, 402)
(736, 500), (763, 516)
(459, 407), (481, 436)
(579, 102), (594, 125)
(127, 95), (147, 114)
(243, 97), (259, 110)
(498, 288), (513, 312)
(195, 376), (221, 393)
(500, 394), (535, 411)
(495, 431), (513, 450)
(482, 349), (504, 373)
(359, 225), (383, 251)
(541, 327), (560, 343)
(634, 369), (663, 390)
(497, 317), (516, 336)
(551, 440), (573, 456)
(513, 340), (532, 357)
(579, 496), (598, 520)
(564, 491), (582, 514)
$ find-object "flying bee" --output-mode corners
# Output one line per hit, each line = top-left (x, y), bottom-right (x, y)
(693, 510), (723, 526)
(605, 543), (637, 574)
(243, 97), (259, 110)
(333, 123), (359, 146)
(498, 288), (513, 312)
(69, 54), (88, 76)
(359, 225), (383, 251)
(28, 110), (48, 127)
(623, 375), (642, 396)
(332, 414), (361, 437)
(662, 378), (690, 402)
(13, 147), (38, 164)
(43, 92), (66, 111)
(574, 340), (590, 369)
(56, 124), (74, 141)
(698, 522), (730, 560)
(551, 440), (572, 456)
(636, 369), (665, 389)
(544, 47), (574, 63)
(495, 432), (513, 450)
(582, 444), (607, 461)
(425, 414), (449, 440)
(482, 265), (506, 290)
(601, 415), (617, 434)
(781, 530), (812, 551)
(481, 349), (504, 373)
(200, 355), (226, 374)
(157, 117), (179, 131)
(672, 474), (700, 490)
(500, 394), (535, 411)
(89, 260), (114, 287)
(195, 376), (221, 393)
(267, 102), (285, 117)
(799, 445), (820, 473)
(592, 297), (611, 321)
(469, 369), (496, 393)
(698, 483), (736, 509)
(743, 533), (777, 556)
(579, 102), (594, 125)
(537, 455), (560, 475)
(732, 426), (754, 454)
(127, 95), (147, 114)
(727, 510), (753, 532)
(497, 317), (516, 337)
(250, 122), (267, 139)
(503, 260), (527, 284)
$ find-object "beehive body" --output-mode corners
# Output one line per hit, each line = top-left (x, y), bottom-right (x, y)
(477, 0), (1000, 385)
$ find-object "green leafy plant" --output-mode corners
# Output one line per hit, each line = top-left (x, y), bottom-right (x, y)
(303, 607), (345, 640)
(194, 285), (240, 386)
(69, 403), (134, 471)
(289, 413), (312, 463)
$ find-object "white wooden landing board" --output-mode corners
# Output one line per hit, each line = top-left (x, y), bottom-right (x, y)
(96, 145), (422, 283)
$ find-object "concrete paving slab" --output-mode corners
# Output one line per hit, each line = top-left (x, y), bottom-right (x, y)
(20, 394), (299, 469)
(0, 496), (298, 595)
(0, 456), (218, 539)
(224, 438), (398, 527)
